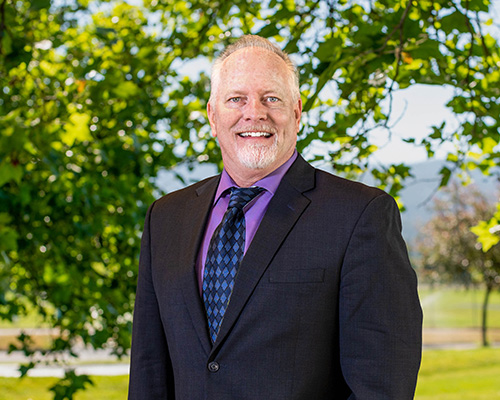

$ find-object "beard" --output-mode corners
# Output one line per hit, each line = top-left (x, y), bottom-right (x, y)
(236, 135), (279, 170)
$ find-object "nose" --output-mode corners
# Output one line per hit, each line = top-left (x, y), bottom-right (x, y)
(243, 98), (267, 121)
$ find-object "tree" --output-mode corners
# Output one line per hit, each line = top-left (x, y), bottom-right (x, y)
(416, 183), (500, 347)
(1, 0), (499, 397)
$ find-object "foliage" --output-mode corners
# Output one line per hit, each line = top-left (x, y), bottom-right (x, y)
(415, 183), (500, 346)
(1, 0), (499, 397)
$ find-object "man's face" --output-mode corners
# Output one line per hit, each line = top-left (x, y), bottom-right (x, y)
(207, 47), (302, 184)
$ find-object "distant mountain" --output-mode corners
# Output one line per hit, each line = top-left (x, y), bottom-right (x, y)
(156, 163), (219, 193)
(396, 160), (498, 243)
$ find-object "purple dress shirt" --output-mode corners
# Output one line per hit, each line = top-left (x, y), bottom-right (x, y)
(196, 151), (298, 293)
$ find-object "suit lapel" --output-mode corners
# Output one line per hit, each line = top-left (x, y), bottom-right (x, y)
(212, 156), (316, 351)
(176, 176), (219, 355)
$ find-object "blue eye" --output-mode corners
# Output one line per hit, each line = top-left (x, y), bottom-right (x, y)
(228, 97), (241, 103)
(267, 97), (279, 102)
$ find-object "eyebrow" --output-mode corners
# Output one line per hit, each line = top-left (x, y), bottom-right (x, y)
(224, 89), (283, 97)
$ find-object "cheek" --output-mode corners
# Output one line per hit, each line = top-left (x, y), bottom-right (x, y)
(276, 113), (298, 132)
(217, 110), (239, 127)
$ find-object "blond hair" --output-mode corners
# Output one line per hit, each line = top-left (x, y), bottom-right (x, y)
(210, 35), (300, 101)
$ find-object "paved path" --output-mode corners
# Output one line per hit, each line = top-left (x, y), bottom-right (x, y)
(0, 345), (130, 377)
(0, 362), (129, 378)
(0, 337), (131, 377)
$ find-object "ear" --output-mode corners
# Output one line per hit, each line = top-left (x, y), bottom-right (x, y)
(294, 98), (302, 132)
(207, 101), (217, 137)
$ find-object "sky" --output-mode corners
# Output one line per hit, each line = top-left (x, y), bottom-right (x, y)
(366, 85), (458, 165)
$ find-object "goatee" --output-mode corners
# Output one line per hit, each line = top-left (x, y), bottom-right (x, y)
(237, 137), (278, 170)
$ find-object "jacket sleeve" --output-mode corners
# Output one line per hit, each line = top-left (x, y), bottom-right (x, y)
(128, 202), (174, 399)
(339, 193), (422, 399)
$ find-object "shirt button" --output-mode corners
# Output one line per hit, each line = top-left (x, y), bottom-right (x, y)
(208, 361), (219, 372)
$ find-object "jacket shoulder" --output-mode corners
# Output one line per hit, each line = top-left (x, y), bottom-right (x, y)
(314, 168), (388, 204)
(152, 174), (219, 211)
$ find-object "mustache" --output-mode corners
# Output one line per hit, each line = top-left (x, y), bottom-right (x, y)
(232, 125), (278, 134)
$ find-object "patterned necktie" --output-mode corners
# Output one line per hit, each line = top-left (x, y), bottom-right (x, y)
(203, 186), (264, 343)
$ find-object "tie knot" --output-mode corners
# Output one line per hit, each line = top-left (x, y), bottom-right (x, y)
(228, 186), (264, 210)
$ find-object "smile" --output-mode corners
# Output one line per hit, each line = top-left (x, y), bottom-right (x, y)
(238, 132), (273, 138)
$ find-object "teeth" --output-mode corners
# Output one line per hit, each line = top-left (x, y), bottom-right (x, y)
(239, 132), (272, 138)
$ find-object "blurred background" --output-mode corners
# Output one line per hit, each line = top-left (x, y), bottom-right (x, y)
(1, 0), (499, 398)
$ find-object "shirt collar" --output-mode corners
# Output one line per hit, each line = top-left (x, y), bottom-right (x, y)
(213, 150), (298, 204)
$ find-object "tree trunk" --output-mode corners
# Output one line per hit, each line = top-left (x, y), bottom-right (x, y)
(481, 284), (492, 347)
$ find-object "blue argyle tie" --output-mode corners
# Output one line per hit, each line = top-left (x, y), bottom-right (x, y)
(203, 186), (264, 343)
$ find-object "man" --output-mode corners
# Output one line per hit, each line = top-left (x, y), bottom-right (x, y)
(128, 35), (422, 399)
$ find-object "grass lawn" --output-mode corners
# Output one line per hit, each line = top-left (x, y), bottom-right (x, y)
(415, 347), (500, 399)
(1, 348), (500, 399)
(419, 286), (500, 329)
(0, 375), (128, 400)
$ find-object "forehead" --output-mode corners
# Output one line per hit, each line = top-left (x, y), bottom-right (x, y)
(218, 47), (290, 90)
(222, 47), (287, 70)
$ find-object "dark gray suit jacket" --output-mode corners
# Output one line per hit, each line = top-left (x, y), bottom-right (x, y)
(128, 155), (422, 399)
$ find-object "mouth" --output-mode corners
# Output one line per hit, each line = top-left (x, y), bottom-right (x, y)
(237, 131), (273, 138)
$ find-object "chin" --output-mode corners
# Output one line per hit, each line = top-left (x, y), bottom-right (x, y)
(237, 143), (278, 170)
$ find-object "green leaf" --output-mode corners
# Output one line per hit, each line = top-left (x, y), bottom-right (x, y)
(0, 212), (18, 252)
(49, 370), (94, 400)
(19, 362), (36, 378)
(471, 219), (500, 252)
(30, 0), (51, 10)
(462, 0), (490, 12)
(257, 23), (280, 38)
(315, 37), (342, 62)
(438, 166), (452, 187)
(61, 113), (92, 146)
(440, 11), (468, 34)
(479, 137), (498, 154)
(1, 33), (13, 56)
(111, 81), (141, 99)
(0, 161), (23, 187)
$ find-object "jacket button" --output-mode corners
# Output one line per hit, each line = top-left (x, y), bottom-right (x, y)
(208, 361), (219, 372)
